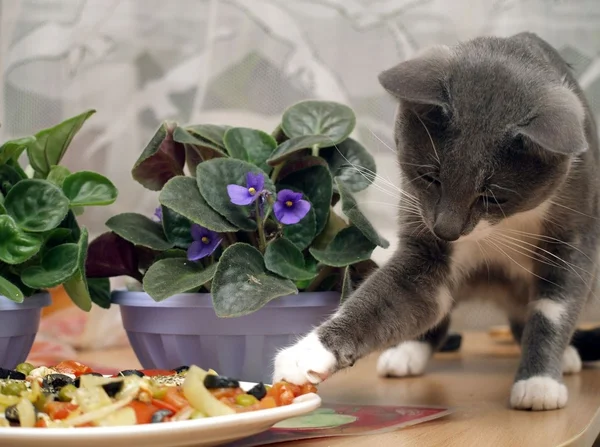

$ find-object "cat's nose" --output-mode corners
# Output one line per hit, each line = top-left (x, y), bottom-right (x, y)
(432, 211), (463, 241)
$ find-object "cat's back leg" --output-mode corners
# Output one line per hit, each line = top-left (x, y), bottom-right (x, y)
(377, 315), (450, 377)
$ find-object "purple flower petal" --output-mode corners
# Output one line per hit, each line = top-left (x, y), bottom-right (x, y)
(246, 172), (265, 192)
(187, 233), (223, 261)
(273, 200), (286, 223)
(187, 241), (206, 261)
(227, 184), (255, 205)
(153, 206), (163, 222)
(290, 199), (311, 223)
(277, 189), (303, 203)
(190, 224), (206, 241)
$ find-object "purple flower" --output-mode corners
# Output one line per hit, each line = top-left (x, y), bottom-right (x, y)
(187, 224), (223, 261)
(153, 206), (162, 222)
(274, 189), (311, 225)
(227, 172), (265, 206)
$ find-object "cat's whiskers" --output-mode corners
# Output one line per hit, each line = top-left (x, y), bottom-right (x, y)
(486, 188), (507, 219)
(500, 228), (593, 262)
(356, 200), (421, 216)
(476, 240), (492, 280)
(366, 126), (397, 155)
(351, 165), (421, 207)
(490, 183), (523, 198)
(399, 161), (438, 170)
(548, 199), (599, 220)
(414, 112), (441, 166)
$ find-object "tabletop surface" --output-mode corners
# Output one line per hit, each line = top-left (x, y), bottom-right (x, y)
(78, 331), (600, 447)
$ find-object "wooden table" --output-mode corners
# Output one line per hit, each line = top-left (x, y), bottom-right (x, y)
(78, 332), (600, 447)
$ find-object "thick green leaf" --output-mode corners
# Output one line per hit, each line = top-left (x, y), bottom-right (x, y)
(279, 158), (332, 235)
(43, 228), (74, 251)
(5, 179), (70, 232)
(47, 166), (71, 187)
(322, 138), (376, 193)
(223, 127), (276, 172)
(62, 171), (118, 206)
(282, 100), (355, 145)
(27, 110), (95, 178)
(173, 127), (227, 173)
(312, 209), (348, 250)
(267, 135), (333, 166)
(341, 266), (353, 303)
(336, 179), (389, 248)
(58, 210), (81, 242)
(159, 176), (237, 232)
(144, 258), (217, 301)
(309, 226), (376, 267)
(0, 215), (43, 264)
(21, 244), (79, 288)
(212, 243), (297, 317)
(132, 121), (185, 191)
(185, 124), (230, 149)
(0, 164), (26, 196)
(0, 136), (35, 165)
(106, 213), (173, 250)
(87, 277), (111, 309)
(264, 238), (317, 281)
(161, 205), (193, 249)
(197, 159), (276, 231)
(0, 276), (24, 303)
(63, 227), (92, 311)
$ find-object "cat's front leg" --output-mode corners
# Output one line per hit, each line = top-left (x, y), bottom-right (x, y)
(273, 240), (453, 384)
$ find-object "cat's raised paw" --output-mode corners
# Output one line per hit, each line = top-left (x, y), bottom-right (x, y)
(377, 341), (432, 378)
(273, 332), (337, 385)
(510, 376), (568, 411)
(562, 346), (582, 375)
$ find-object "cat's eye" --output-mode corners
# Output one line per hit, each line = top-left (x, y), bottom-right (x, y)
(479, 194), (509, 207)
(418, 171), (440, 186)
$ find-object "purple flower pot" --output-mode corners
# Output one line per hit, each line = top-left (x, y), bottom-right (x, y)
(0, 293), (51, 369)
(112, 291), (340, 383)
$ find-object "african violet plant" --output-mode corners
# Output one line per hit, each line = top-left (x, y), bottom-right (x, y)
(0, 110), (117, 310)
(86, 100), (388, 317)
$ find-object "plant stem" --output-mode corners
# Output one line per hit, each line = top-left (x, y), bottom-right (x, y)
(256, 200), (267, 253)
(311, 144), (320, 157)
(271, 163), (284, 183)
(306, 265), (333, 292)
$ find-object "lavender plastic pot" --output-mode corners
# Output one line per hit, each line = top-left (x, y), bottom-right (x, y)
(0, 293), (51, 369)
(112, 291), (340, 383)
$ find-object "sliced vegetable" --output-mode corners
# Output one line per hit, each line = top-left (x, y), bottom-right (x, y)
(182, 366), (235, 417)
(127, 400), (159, 424)
(16, 399), (37, 427)
(96, 407), (137, 427)
(45, 402), (78, 420)
(53, 360), (93, 377)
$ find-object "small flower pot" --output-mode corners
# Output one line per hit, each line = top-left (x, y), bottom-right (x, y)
(0, 293), (51, 368)
(112, 291), (341, 383)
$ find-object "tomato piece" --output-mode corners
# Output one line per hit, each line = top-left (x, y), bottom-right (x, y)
(300, 383), (318, 395)
(151, 398), (179, 414)
(210, 387), (243, 400)
(163, 387), (189, 410)
(53, 360), (93, 377)
(258, 396), (277, 410)
(139, 369), (175, 377)
(76, 422), (94, 427)
(35, 419), (47, 428)
(127, 401), (159, 424)
(45, 402), (79, 420)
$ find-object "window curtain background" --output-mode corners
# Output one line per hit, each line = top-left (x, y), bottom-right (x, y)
(2, 0), (600, 353)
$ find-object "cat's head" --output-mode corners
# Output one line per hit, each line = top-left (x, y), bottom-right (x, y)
(378, 37), (588, 242)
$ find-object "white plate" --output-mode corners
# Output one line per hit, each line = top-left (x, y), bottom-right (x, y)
(0, 382), (322, 447)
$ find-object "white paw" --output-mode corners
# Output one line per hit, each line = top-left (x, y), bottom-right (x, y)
(377, 341), (432, 378)
(273, 332), (337, 385)
(562, 346), (582, 375)
(510, 376), (568, 410)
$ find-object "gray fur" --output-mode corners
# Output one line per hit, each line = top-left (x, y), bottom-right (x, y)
(313, 33), (600, 405)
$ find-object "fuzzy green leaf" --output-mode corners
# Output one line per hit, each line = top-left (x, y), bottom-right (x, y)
(0, 276), (24, 303)
(47, 166), (71, 187)
(282, 199), (316, 250)
(62, 171), (118, 206)
(212, 243), (297, 317)
(87, 277), (111, 309)
(0, 165), (26, 197)
(185, 124), (230, 149)
(197, 159), (276, 231)
(161, 205), (193, 249)
(0, 215), (44, 264)
(341, 266), (353, 303)
(144, 258), (217, 301)
(27, 110), (95, 178)
(282, 100), (355, 145)
(172, 127), (227, 173)
(106, 213), (173, 250)
(322, 138), (376, 193)
(21, 244), (79, 288)
(309, 226), (376, 267)
(63, 227), (92, 311)
(267, 135), (333, 166)
(0, 136), (35, 165)
(159, 176), (237, 232)
(336, 179), (389, 248)
(223, 127), (276, 172)
(4, 179), (70, 232)
(264, 238), (317, 281)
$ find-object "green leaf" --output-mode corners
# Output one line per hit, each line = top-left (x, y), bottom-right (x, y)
(47, 165), (71, 187)
(322, 138), (376, 193)
(63, 227), (92, 311)
(336, 179), (389, 248)
(185, 124), (230, 149)
(27, 110), (95, 178)
(4, 179), (70, 232)
(106, 213), (173, 250)
(283, 201), (316, 251)
(212, 243), (297, 317)
(197, 159), (276, 231)
(132, 121), (185, 191)
(341, 266), (352, 303)
(0, 215), (44, 264)
(21, 244), (79, 288)
(267, 135), (334, 166)
(173, 127), (227, 174)
(62, 171), (118, 206)
(87, 277), (111, 309)
(279, 158), (332, 235)
(43, 228), (75, 251)
(223, 127), (276, 172)
(0, 136), (35, 165)
(309, 226), (376, 267)
(264, 238), (317, 281)
(58, 210), (81, 242)
(282, 100), (355, 145)
(143, 258), (217, 301)
(0, 276), (24, 303)
(161, 205), (193, 249)
(159, 176), (237, 232)
(312, 209), (348, 250)
(0, 164), (26, 197)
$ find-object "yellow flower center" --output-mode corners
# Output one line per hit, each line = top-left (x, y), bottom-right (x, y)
(285, 200), (293, 207)
(201, 236), (210, 244)
(248, 187), (256, 195)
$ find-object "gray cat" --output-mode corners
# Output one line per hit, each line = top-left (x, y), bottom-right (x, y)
(272, 32), (600, 411)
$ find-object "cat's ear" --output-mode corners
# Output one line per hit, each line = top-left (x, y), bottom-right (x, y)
(518, 86), (588, 155)
(378, 45), (452, 106)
